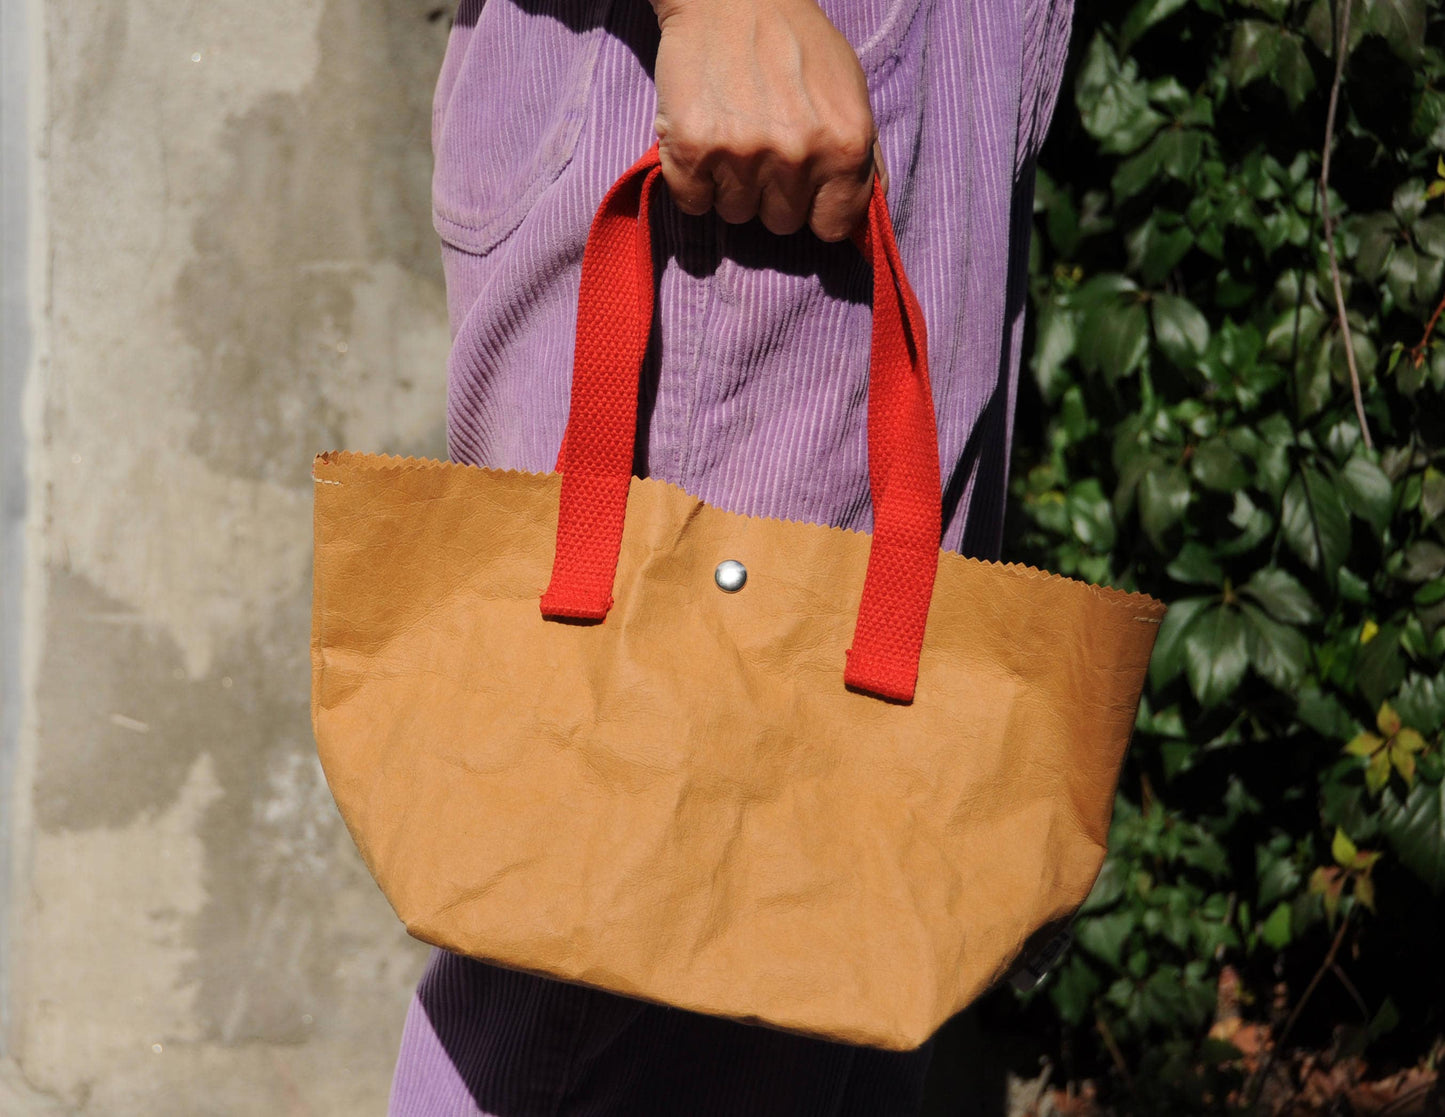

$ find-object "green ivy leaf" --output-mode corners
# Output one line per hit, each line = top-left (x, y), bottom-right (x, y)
(1031, 305), (1078, 404)
(1071, 272), (1140, 306)
(1075, 909), (1135, 969)
(1364, 0), (1426, 64)
(1229, 21), (1283, 90)
(1394, 672), (1445, 736)
(1274, 33), (1316, 110)
(1155, 128), (1206, 179)
(1357, 626), (1408, 711)
(1337, 567), (1371, 604)
(1298, 686), (1357, 738)
(1260, 901), (1293, 949)
(1281, 467), (1352, 574)
(1113, 129), (1207, 200)
(1050, 958), (1102, 1024)
(1414, 254), (1445, 314)
(1304, 0), (1368, 54)
(1184, 604), (1250, 707)
(1115, 0), (1184, 46)
(1240, 602), (1311, 689)
(1152, 294), (1211, 366)
(1238, 567), (1320, 624)
(1379, 778), (1445, 893)
(1386, 243), (1421, 309)
(1068, 479), (1117, 550)
(1191, 437), (1249, 492)
(1078, 298), (1150, 381)
(1113, 141), (1166, 201)
(1336, 457), (1394, 535)
(1146, 76), (1193, 115)
(1166, 542), (1224, 586)
(1076, 38), (1168, 155)
(1127, 211), (1195, 286)
(1241, 420), (1294, 495)
(1258, 840), (1304, 909)
(1394, 180), (1429, 225)
(1218, 490), (1276, 556)
(1178, 829), (1230, 876)
(1413, 580), (1445, 606)
(1352, 213), (1399, 280)
(1266, 303), (1325, 359)
(1113, 446), (1163, 521)
(1400, 542), (1445, 582)
(1415, 214), (1445, 259)
(1081, 857), (1128, 913)
(1138, 464), (1193, 548)
(1139, 966), (1213, 1029)
(1422, 468), (1445, 523)
(1149, 595), (1214, 688)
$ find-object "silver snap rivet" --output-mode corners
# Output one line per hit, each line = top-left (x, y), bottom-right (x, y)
(714, 560), (747, 593)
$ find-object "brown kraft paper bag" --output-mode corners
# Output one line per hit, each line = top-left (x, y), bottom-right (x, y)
(311, 146), (1166, 1051)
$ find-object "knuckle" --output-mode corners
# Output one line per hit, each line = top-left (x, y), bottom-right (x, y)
(766, 131), (811, 171)
(761, 201), (807, 237)
(832, 129), (873, 171)
(719, 126), (771, 166)
(717, 204), (755, 226)
(809, 184), (868, 242)
(762, 215), (801, 236)
(821, 110), (875, 171)
(660, 166), (712, 214)
(811, 220), (851, 244)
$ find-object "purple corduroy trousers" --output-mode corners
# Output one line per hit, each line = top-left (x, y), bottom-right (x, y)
(390, 0), (1074, 1111)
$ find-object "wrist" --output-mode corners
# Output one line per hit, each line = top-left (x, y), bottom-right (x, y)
(648, 0), (701, 25)
(652, 0), (805, 28)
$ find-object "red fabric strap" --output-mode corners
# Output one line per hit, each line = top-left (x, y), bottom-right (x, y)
(538, 157), (661, 619)
(542, 146), (942, 702)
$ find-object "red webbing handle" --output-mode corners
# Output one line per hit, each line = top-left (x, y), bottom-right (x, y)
(541, 145), (942, 702)
(537, 155), (663, 620)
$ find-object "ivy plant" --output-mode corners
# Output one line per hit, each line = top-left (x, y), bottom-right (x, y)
(1006, 0), (1445, 1103)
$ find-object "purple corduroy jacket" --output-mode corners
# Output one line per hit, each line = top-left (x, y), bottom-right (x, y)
(393, 0), (1074, 1112)
(433, 0), (1073, 557)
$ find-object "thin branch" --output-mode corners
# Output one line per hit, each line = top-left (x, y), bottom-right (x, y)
(1407, 286), (1445, 368)
(1246, 912), (1353, 1110)
(1095, 1013), (1133, 1090)
(1330, 961), (1368, 1021)
(1282, 914), (1352, 1059)
(1319, 0), (1373, 450)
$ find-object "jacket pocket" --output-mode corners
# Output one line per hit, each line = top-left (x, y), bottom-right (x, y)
(817, 0), (921, 76)
(431, 0), (615, 256)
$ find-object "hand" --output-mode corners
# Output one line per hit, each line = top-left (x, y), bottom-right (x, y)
(649, 0), (885, 242)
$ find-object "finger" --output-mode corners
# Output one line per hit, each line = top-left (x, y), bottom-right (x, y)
(756, 157), (813, 236)
(711, 157), (764, 226)
(657, 135), (717, 217)
(807, 162), (874, 243)
(872, 140), (889, 200)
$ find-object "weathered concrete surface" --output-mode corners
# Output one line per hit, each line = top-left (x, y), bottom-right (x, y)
(0, 1056), (75, 1115)
(7, 0), (451, 1109)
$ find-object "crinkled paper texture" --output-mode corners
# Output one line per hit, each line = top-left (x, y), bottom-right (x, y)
(311, 451), (1165, 1050)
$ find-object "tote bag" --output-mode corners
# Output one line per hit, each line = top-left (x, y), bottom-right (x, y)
(312, 145), (1165, 1051)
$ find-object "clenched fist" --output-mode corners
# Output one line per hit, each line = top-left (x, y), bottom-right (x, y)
(649, 0), (885, 242)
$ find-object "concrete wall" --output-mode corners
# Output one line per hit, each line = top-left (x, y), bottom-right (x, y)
(3, 0), (451, 1109)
